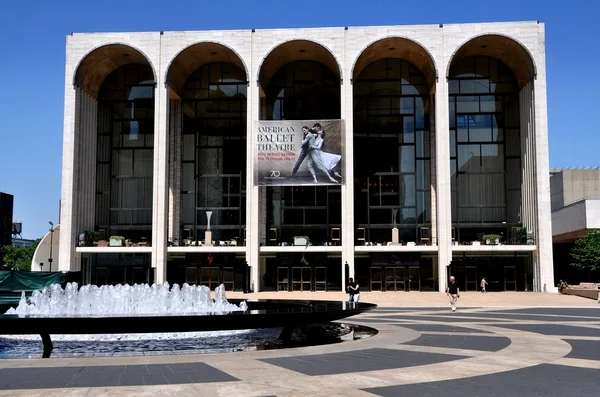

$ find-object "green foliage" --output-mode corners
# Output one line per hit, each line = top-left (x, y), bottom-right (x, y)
(482, 234), (501, 244)
(1, 238), (42, 271)
(84, 230), (102, 246)
(515, 227), (528, 245)
(570, 230), (600, 272)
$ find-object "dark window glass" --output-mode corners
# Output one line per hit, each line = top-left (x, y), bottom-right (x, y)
(180, 63), (247, 242)
(353, 59), (431, 244)
(96, 64), (155, 242)
(448, 56), (521, 232)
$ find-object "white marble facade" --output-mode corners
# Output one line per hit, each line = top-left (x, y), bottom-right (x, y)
(58, 21), (556, 292)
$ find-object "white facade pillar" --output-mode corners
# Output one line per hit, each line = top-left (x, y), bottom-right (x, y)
(151, 80), (169, 284)
(435, 74), (452, 292)
(247, 36), (260, 291)
(58, 83), (79, 272)
(533, 25), (555, 292)
(168, 98), (182, 243)
(341, 66), (353, 289)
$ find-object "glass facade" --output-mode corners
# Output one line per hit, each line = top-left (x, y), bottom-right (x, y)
(354, 59), (432, 245)
(263, 61), (341, 246)
(448, 56), (522, 243)
(180, 63), (247, 243)
(96, 64), (155, 242)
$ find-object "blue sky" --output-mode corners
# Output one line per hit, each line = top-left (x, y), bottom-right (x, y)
(0, 0), (596, 239)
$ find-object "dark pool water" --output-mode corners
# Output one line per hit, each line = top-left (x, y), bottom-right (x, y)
(0, 323), (377, 359)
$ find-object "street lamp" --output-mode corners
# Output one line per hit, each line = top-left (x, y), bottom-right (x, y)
(48, 221), (54, 272)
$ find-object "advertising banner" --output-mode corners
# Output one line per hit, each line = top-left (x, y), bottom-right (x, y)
(254, 120), (345, 186)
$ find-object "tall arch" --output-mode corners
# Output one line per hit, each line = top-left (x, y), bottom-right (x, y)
(351, 37), (438, 293)
(352, 37), (437, 91)
(447, 34), (536, 88)
(74, 43), (156, 98)
(447, 33), (540, 292)
(258, 39), (342, 90)
(166, 42), (248, 96)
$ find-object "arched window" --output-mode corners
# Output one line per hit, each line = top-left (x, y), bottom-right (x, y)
(265, 61), (340, 121)
(96, 64), (155, 242)
(354, 59), (431, 244)
(261, 60), (341, 246)
(448, 56), (521, 242)
(180, 62), (248, 242)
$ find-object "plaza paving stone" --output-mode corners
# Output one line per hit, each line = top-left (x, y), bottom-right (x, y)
(1, 293), (599, 396)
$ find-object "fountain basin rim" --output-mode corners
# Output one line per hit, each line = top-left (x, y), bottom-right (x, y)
(0, 300), (376, 335)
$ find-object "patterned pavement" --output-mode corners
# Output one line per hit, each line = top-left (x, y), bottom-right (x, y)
(0, 304), (599, 396)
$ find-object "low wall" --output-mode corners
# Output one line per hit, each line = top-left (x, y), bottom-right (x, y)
(563, 288), (600, 301)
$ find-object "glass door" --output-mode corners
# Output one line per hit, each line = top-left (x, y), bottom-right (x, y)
(370, 267), (383, 291)
(132, 267), (148, 285)
(408, 266), (420, 291)
(504, 266), (517, 291)
(395, 267), (406, 292)
(200, 267), (211, 288)
(465, 266), (478, 291)
(385, 267), (395, 291)
(185, 267), (198, 284)
(292, 267), (302, 291)
(277, 267), (289, 291)
(302, 267), (312, 291)
(96, 267), (108, 286)
(222, 267), (234, 291)
(210, 267), (219, 290)
(315, 267), (327, 291)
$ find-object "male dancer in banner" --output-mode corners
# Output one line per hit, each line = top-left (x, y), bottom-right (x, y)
(290, 126), (314, 178)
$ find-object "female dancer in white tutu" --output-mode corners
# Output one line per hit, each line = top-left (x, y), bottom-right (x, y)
(311, 124), (342, 179)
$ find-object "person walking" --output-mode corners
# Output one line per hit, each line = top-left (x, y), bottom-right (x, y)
(446, 276), (460, 312)
(347, 277), (360, 303)
(480, 277), (488, 293)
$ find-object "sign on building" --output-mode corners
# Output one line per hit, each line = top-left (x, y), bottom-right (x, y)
(254, 120), (345, 186)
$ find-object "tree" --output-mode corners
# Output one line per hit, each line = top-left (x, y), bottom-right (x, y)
(1, 239), (41, 271)
(570, 230), (600, 272)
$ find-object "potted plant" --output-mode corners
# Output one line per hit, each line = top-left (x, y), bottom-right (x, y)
(483, 234), (501, 245)
(293, 236), (311, 246)
(109, 236), (126, 247)
(515, 227), (527, 245)
(83, 230), (101, 247)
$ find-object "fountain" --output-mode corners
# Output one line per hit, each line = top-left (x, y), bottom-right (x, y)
(5, 282), (247, 316)
(0, 282), (376, 358)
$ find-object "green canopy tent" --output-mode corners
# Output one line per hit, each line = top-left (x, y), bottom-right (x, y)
(0, 270), (65, 307)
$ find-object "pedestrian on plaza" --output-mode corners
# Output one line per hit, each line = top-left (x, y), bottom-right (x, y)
(347, 277), (360, 303)
(446, 276), (460, 312)
(480, 277), (488, 293)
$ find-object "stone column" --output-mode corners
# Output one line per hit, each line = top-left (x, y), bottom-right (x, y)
(532, 26), (555, 292)
(247, 53), (260, 291)
(168, 98), (182, 243)
(152, 81), (169, 284)
(435, 75), (452, 292)
(58, 85), (79, 272)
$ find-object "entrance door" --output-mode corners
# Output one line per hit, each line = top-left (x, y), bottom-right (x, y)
(408, 266), (420, 291)
(292, 267), (302, 291)
(132, 267), (148, 285)
(222, 267), (234, 291)
(504, 266), (517, 291)
(466, 266), (478, 291)
(185, 267), (198, 284)
(395, 267), (406, 292)
(385, 267), (405, 292)
(200, 267), (220, 289)
(291, 267), (311, 291)
(371, 267), (383, 291)
(315, 267), (327, 291)
(302, 267), (312, 291)
(277, 267), (289, 291)
(385, 267), (395, 291)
